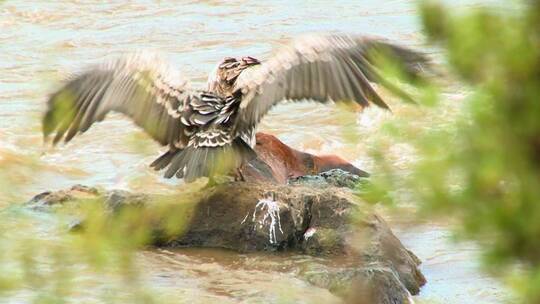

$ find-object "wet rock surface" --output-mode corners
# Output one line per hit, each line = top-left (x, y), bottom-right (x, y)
(24, 170), (425, 304)
(288, 168), (367, 189)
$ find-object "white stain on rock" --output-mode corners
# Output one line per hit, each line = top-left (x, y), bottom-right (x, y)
(303, 227), (317, 241)
(240, 212), (250, 225)
(246, 197), (284, 245)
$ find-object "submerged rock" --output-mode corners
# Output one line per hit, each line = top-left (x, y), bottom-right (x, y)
(24, 171), (424, 304)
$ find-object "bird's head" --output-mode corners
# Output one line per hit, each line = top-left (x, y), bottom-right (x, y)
(207, 56), (261, 96)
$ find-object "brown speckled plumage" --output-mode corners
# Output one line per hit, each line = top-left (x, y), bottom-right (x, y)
(43, 34), (431, 181)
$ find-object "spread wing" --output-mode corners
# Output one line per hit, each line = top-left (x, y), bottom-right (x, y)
(232, 34), (432, 135)
(43, 52), (191, 148)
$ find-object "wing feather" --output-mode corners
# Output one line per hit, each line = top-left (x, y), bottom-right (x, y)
(43, 53), (191, 147)
(233, 34), (431, 135)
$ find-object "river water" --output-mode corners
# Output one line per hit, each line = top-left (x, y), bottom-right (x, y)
(0, 1), (507, 303)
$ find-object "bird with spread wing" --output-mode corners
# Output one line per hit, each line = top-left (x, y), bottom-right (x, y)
(43, 34), (431, 182)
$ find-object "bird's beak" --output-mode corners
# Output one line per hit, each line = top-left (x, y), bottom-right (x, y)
(242, 56), (261, 65)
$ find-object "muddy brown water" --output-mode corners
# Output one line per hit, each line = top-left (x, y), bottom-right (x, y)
(0, 1), (508, 303)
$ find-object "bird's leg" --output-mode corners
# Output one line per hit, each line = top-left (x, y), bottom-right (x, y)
(235, 167), (246, 182)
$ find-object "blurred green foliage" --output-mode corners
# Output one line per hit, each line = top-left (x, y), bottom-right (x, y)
(365, 0), (540, 302)
(0, 183), (202, 303)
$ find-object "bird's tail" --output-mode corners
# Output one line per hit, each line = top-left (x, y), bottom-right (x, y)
(154, 138), (256, 182)
(150, 148), (179, 171)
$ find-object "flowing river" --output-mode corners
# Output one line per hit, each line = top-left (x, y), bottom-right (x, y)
(0, 1), (508, 303)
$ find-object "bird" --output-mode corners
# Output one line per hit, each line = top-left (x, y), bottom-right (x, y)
(43, 34), (431, 182)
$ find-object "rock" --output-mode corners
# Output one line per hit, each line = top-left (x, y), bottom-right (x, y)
(301, 262), (415, 304)
(242, 133), (369, 183)
(166, 182), (357, 253)
(24, 173), (424, 304)
(289, 168), (367, 189)
(25, 184), (99, 211)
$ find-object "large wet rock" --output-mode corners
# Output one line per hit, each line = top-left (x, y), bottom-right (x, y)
(25, 170), (425, 304)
